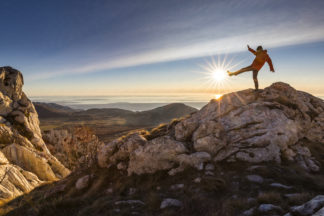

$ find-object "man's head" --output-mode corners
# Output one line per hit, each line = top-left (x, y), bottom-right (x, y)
(257, 46), (263, 51)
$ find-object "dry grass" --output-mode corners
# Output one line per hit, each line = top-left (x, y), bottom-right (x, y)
(218, 197), (252, 216)
(257, 191), (282, 205)
(3, 159), (324, 216)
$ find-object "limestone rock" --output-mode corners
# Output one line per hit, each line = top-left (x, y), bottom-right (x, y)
(242, 207), (255, 216)
(313, 206), (324, 216)
(290, 195), (324, 215)
(0, 151), (9, 164)
(75, 175), (90, 190)
(97, 82), (324, 176)
(127, 136), (187, 175)
(168, 152), (211, 175)
(160, 198), (183, 209)
(246, 175), (264, 184)
(270, 183), (293, 190)
(0, 164), (42, 202)
(2, 143), (69, 181)
(98, 133), (147, 168)
(258, 204), (283, 213)
(175, 115), (199, 141)
(0, 67), (70, 202)
(170, 184), (184, 190)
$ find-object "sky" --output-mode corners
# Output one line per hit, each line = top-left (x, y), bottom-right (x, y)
(0, 0), (324, 97)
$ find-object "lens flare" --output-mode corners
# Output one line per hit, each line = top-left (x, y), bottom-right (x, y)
(214, 94), (223, 100)
(197, 55), (242, 97)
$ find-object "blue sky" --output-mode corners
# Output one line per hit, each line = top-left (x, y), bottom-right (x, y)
(0, 0), (324, 96)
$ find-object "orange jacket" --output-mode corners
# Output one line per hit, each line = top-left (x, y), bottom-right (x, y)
(248, 47), (274, 71)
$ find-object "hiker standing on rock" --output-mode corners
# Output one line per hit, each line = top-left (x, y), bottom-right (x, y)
(227, 45), (275, 91)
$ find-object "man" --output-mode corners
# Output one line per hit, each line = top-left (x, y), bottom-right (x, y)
(227, 45), (275, 91)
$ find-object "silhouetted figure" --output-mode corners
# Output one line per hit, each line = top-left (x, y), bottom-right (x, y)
(227, 45), (275, 90)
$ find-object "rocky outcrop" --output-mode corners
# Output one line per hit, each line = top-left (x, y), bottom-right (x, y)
(0, 67), (70, 202)
(98, 82), (324, 175)
(43, 126), (103, 170)
(290, 195), (324, 215)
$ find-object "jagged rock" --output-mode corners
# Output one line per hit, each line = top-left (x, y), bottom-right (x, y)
(43, 126), (103, 170)
(241, 207), (255, 216)
(246, 175), (264, 184)
(205, 163), (215, 171)
(127, 136), (187, 175)
(168, 151), (211, 175)
(2, 143), (69, 181)
(128, 187), (137, 195)
(170, 184), (184, 190)
(290, 195), (324, 215)
(0, 151), (9, 164)
(160, 198), (183, 209)
(175, 116), (199, 141)
(97, 82), (324, 176)
(0, 164), (42, 201)
(106, 188), (113, 194)
(313, 206), (324, 216)
(258, 204), (283, 213)
(117, 162), (127, 170)
(114, 200), (145, 206)
(0, 67), (70, 202)
(98, 133), (147, 168)
(270, 183), (293, 189)
(284, 193), (303, 199)
(75, 175), (90, 190)
(193, 177), (201, 183)
(205, 170), (214, 176)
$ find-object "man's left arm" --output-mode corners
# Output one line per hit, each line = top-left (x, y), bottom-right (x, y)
(267, 56), (275, 72)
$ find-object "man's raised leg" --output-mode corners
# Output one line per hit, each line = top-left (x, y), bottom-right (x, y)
(228, 66), (254, 76)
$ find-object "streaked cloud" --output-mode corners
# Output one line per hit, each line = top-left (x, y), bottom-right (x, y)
(25, 0), (324, 81)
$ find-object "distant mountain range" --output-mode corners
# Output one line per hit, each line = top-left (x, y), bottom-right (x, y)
(33, 102), (75, 118)
(34, 102), (198, 128)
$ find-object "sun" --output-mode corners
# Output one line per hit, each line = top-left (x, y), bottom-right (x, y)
(212, 68), (227, 82)
(197, 55), (242, 97)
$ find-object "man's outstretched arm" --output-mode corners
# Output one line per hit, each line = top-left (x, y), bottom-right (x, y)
(267, 56), (275, 72)
(247, 45), (256, 55)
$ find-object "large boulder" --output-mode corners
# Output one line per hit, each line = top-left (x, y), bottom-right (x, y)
(0, 67), (70, 202)
(98, 82), (324, 175)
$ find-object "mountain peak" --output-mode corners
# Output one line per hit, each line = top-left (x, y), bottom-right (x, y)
(98, 82), (323, 175)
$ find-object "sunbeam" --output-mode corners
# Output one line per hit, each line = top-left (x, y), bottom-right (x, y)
(197, 55), (243, 97)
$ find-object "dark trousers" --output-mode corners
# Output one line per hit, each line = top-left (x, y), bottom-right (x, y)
(233, 66), (259, 90)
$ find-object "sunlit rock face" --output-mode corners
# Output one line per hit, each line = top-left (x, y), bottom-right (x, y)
(98, 82), (323, 175)
(0, 67), (70, 202)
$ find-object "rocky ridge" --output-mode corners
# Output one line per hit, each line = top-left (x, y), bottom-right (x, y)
(0, 67), (70, 202)
(2, 81), (324, 216)
(98, 82), (323, 175)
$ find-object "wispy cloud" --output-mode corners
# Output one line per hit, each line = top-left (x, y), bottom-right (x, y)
(26, 0), (324, 81)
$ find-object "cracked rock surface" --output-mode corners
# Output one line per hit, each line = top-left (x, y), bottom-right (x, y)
(0, 67), (70, 202)
(98, 82), (324, 174)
